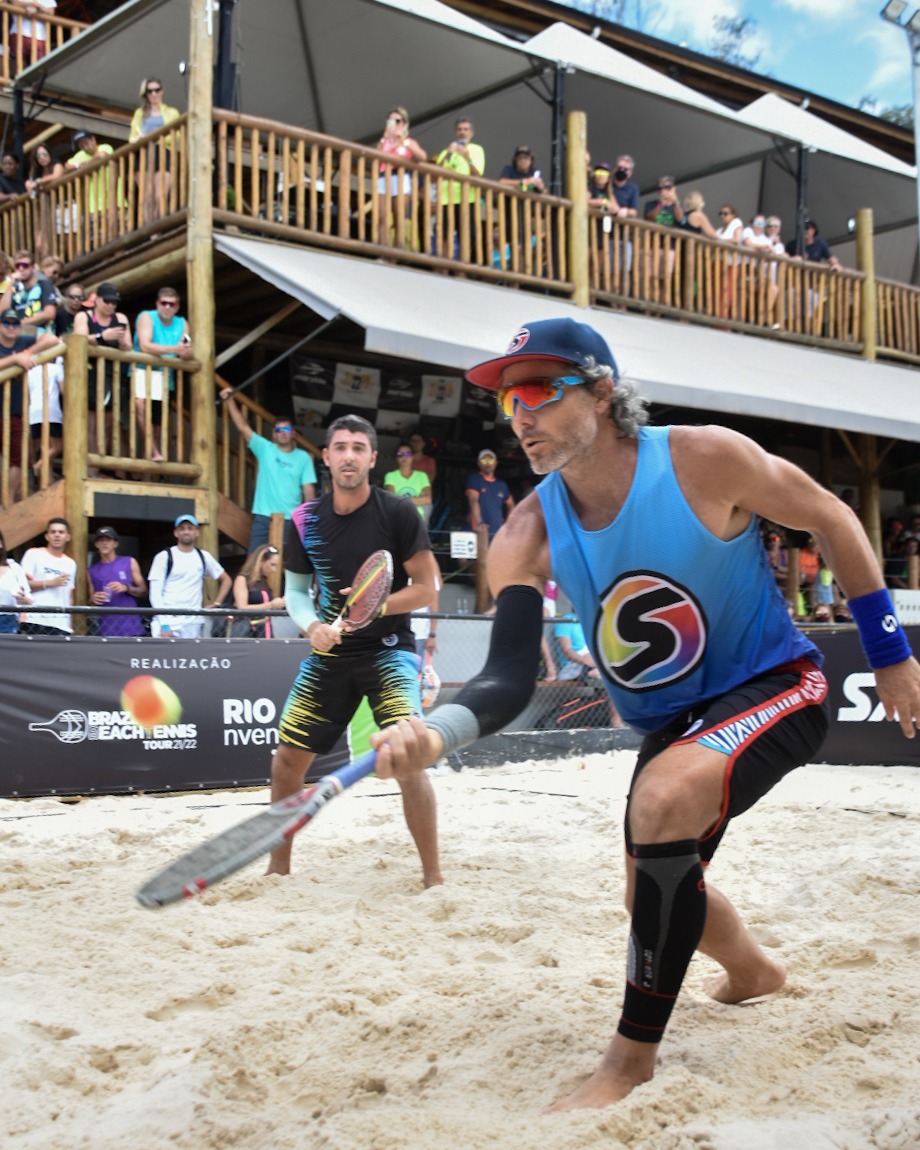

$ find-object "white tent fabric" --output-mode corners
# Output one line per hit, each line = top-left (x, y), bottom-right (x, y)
(737, 94), (915, 179)
(17, 3), (913, 275)
(216, 235), (920, 443)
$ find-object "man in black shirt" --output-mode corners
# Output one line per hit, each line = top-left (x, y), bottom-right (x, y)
(267, 413), (443, 887)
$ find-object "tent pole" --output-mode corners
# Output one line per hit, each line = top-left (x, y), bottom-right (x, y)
(551, 64), (565, 197)
(794, 144), (808, 256)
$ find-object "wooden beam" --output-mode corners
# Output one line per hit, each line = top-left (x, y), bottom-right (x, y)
(566, 109), (589, 308)
(187, 0), (219, 564)
(215, 300), (302, 368)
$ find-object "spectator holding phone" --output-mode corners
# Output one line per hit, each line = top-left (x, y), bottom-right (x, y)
(133, 286), (192, 461)
(72, 282), (131, 468)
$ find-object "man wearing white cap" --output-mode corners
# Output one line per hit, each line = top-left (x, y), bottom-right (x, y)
(466, 447), (513, 540)
(147, 513), (230, 637)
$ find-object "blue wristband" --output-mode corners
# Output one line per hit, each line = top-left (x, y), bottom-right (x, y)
(847, 588), (912, 669)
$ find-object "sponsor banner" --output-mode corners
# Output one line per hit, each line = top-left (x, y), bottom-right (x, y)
(0, 629), (917, 797)
(0, 639), (350, 798)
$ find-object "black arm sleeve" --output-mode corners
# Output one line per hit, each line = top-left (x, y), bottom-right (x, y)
(451, 584), (544, 735)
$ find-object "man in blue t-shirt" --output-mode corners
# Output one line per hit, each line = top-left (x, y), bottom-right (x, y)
(466, 448), (514, 539)
(220, 388), (317, 549)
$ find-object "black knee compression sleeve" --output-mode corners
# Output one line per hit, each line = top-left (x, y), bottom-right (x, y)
(618, 840), (706, 1044)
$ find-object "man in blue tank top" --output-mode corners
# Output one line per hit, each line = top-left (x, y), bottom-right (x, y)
(370, 317), (920, 1111)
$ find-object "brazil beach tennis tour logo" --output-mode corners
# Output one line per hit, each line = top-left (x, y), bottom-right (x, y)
(29, 708), (197, 749)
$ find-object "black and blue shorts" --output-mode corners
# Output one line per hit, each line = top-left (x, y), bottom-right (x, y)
(626, 658), (829, 862)
(279, 646), (421, 755)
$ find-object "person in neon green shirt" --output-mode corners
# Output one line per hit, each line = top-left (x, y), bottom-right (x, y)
(434, 117), (485, 260)
(384, 442), (431, 519)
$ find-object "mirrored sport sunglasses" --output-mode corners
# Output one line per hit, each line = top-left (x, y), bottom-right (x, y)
(495, 374), (585, 420)
(273, 423), (292, 432)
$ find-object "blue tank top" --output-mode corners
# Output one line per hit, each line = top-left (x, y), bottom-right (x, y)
(536, 425), (819, 733)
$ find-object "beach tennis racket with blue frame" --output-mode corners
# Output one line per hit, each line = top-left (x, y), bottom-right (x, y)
(135, 750), (377, 908)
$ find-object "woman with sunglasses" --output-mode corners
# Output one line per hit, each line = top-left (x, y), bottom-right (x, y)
(376, 106), (426, 250)
(129, 77), (181, 223)
(25, 144), (63, 197)
(715, 203), (743, 319)
(384, 442), (431, 520)
(223, 544), (286, 638)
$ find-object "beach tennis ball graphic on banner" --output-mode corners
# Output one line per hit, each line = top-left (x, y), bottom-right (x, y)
(121, 675), (183, 729)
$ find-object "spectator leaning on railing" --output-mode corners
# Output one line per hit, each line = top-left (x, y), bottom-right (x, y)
(0, 151), (26, 204)
(0, 308), (57, 502)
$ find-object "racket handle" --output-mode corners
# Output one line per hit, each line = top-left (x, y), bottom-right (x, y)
(326, 748), (377, 791)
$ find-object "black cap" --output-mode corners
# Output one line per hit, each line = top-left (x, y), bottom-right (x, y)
(94, 526), (119, 540)
(72, 129), (93, 149)
(0, 308), (21, 324)
(96, 282), (121, 302)
(514, 145), (532, 157)
(803, 217), (818, 230)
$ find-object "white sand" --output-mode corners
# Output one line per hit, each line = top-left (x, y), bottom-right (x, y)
(1, 753), (919, 1150)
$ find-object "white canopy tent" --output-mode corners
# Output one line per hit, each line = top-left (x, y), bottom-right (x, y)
(17, 2), (913, 274)
(734, 94), (919, 282)
(216, 235), (920, 444)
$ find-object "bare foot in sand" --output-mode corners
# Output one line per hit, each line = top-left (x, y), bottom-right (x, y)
(704, 957), (786, 1004)
(543, 1039), (657, 1112)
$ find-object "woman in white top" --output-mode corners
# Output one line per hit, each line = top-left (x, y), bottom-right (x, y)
(0, 528), (32, 634)
(743, 214), (781, 323)
(765, 216), (786, 255)
(715, 203), (743, 318)
(715, 203), (743, 244)
(742, 214), (773, 249)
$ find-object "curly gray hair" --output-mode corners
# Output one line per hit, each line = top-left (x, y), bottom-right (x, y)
(580, 358), (649, 438)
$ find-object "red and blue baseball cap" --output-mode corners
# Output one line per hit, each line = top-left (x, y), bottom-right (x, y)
(465, 318), (619, 390)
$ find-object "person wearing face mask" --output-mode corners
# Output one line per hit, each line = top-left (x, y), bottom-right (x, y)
(611, 155), (639, 218)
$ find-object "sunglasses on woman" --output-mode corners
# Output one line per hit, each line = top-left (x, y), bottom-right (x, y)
(496, 375), (585, 421)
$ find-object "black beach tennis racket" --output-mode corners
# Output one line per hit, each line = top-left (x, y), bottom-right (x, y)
(135, 750), (377, 908)
(332, 549), (393, 632)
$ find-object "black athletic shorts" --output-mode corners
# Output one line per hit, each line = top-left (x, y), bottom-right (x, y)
(279, 646), (421, 755)
(625, 658), (829, 863)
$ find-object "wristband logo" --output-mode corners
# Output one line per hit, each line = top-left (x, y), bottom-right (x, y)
(595, 571), (707, 691)
(882, 613), (899, 633)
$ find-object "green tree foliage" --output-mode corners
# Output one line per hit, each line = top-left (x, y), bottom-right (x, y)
(710, 15), (761, 71)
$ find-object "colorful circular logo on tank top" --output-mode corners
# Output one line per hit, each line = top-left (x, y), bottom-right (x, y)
(595, 571), (707, 691)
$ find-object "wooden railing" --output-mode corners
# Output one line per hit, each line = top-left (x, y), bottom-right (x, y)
(0, 342), (201, 510)
(1, 108), (920, 366)
(213, 111), (571, 291)
(0, 1), (88, 83)
(588, 212), (865, 348)
(0, 116), (188, 268)
(0, 341), (320, 523)
(877, 277), (920, 363)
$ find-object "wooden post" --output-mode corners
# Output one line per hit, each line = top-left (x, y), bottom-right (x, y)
(62, 333), (89, 630)
(474, 524), (491, 613)
(786, 547), (801, 613)
(859, 433), (882, 564)
(853, 210), (882, 558)
(908, 553), (919, 592)
(187, 0), (218, 558)
(268, 512), (285, 596)
(855, 207), (876, 364)
(566, 110), (589, 308)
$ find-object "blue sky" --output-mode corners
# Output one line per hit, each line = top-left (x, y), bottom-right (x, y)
(560, 1), (910, 114)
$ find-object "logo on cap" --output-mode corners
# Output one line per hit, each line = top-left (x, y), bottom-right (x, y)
(505, 328), (530, 355)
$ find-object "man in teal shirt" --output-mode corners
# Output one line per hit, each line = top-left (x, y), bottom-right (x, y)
(220, 388), (317, 549)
